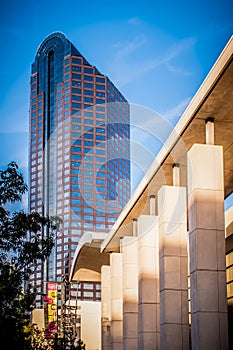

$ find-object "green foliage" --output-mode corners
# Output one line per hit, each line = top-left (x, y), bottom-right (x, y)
(27, 325), (86, 350)
(0, 162), (59, 349)
(29, 326), (54, 350)
(75, 339), (86, 349)
(0, 161), (27, 205)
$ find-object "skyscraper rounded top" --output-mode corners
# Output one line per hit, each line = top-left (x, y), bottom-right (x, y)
(32, 31), (81, 89)
(36, 31), (70, 56)
(34, 31), (81, 62)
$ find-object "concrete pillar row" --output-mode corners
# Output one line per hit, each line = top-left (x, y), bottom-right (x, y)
(187, 143), (228, 350)
(137, 214), (160, 349)
(158, 185), (189, 350)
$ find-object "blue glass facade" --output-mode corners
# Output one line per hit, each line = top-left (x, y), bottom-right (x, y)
(29, 32), (130, 305)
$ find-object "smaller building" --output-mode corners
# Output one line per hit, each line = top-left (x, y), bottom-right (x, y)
(32, 299), (102, 350)
(77, 300), (101, 350)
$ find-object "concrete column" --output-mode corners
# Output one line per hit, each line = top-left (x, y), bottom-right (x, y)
(187, 143), (228, 350)
(137, 214), (160, 349)
(101, 265), (112, 350)
(110, 253), (123, 350)
(158, 185), (189, 350)
(133, 218), (138, 237)
(150, 195), (156, 215)
(205, 117), (214, 145)
(121, 236), (138, 350)
(172, 163), (180, 186)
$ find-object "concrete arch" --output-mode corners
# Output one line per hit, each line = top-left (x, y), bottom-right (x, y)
(69, 232), (110, 283)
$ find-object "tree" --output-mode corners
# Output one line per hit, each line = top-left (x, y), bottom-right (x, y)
(28, 326), (54, 350)
(75, 339), (86, 350)
(0, 161), (59, 349)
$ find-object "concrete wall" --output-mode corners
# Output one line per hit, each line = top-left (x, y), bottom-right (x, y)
(79, 301), (102, 350)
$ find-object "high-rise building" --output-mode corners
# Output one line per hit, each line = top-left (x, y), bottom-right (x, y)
(28, 32), (130, 307)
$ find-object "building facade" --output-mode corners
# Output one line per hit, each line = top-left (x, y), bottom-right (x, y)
(28, 32), (130, 307)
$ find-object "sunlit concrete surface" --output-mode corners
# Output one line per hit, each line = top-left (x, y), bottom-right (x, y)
(137, 215), (160, 349)
(31, 308), (45, 329)
(188, 144), (228, 349)
(121, 236), (138, 350)
(158, 186), (189, 350)
(79, 301), (101, 350)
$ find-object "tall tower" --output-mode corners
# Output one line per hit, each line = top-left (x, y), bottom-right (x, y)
(29, 32), (130, 306)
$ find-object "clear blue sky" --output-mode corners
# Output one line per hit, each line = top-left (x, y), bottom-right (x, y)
(0, 0), (232, 204)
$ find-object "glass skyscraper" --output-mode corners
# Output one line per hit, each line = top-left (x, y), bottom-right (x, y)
(29, 32), (130, 306)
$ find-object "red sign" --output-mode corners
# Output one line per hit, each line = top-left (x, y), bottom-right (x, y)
(44, 282), (58, 338)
